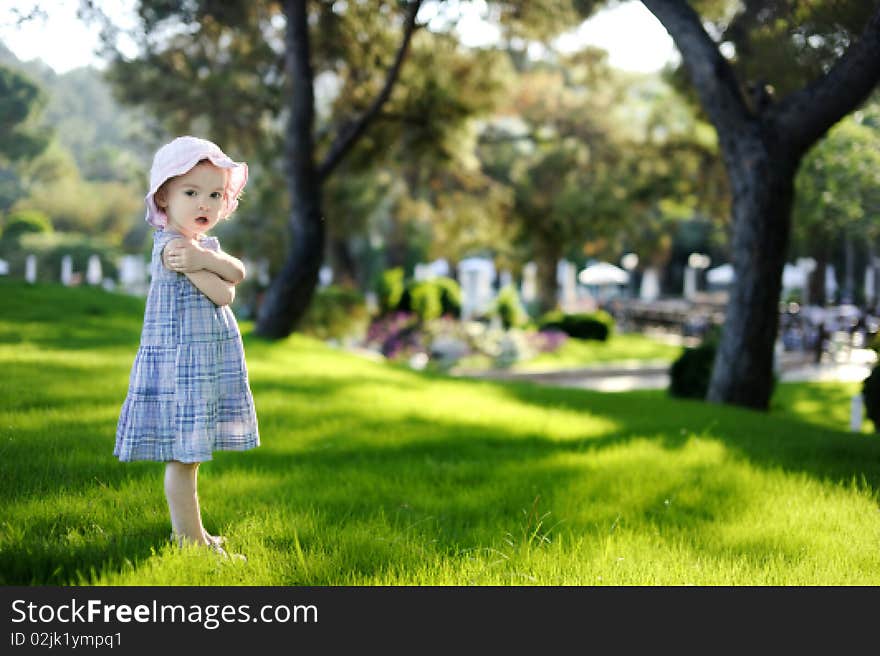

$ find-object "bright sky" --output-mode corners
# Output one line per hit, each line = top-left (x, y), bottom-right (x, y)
(0, 0), (677, 75)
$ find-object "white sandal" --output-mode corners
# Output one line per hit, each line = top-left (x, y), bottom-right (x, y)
(169, 531), (246, 561)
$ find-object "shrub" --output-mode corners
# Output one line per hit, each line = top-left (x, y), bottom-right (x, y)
(537, 310), (614, 341)
(668, 338), (716, 399)
(409, 280), (443, 322)
(433, 276), (462, 318)
(0, 209), (53, 250)
(377, 267), (405, 315)
(299, 285), (370, 342)
(862, 364), (880, 432)
(489, 284), (527, 329)
(377, 269), (462, 320)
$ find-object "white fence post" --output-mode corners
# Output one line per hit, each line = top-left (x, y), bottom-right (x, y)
(25, 255), (37, 283)
(60, 255), (73, 286)
(86, 254), (103, 285)
(850, 395), (864, 432)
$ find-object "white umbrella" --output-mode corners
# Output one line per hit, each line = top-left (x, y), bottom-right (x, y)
(707, 263), (734, 285)
(578, 262), (629, 286)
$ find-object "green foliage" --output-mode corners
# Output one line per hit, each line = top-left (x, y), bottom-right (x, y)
(537, 310), (614, 342)
(489, 284), (527, 329)
(475, 51), (728, 309)
(432, 277), (462, 318)
(668, 339), (717, 400)
(0, 64), (52, 213)
(378, 267), (405, 315)
(0, 47), (150, 185)
(862, 365), (880, 433)
(105, 2), (283, 159)
(377, 269), (462, 322)
(298, 285), (370, 343)
(38, 69), (150, 184)
(712, 1), (878, 98)
(0, 208), (52, 244)
(15, 176), (143, 243)
(792, 110), (880, 258)
(0, 65), (50, 165)
(0, 48), (152, 250)
(409, 280), (443, 323)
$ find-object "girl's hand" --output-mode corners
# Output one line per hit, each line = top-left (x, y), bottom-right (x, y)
(165, 239), (205, 274)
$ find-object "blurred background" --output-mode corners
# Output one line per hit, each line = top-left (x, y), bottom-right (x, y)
(1, 0), (878, 390)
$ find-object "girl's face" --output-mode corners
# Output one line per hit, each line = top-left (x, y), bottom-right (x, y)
(155, 161), (229, 239)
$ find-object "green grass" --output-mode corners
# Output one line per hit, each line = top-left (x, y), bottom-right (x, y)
(2, 278), (880, 585)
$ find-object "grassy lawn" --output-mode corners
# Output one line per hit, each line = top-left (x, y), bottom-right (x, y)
(2, 279), (880, 585)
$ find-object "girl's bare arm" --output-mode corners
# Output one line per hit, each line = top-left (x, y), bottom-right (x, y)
(163, 240), (235, 306)
(164, 238), (246, 285)
(184, 270), (235, 306)
(198, 248), (246, 285)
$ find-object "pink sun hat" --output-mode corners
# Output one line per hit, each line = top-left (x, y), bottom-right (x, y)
(144, 135), (249, 229)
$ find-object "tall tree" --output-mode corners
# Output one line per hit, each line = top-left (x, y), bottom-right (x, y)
(0, 65), (50, 211)
(255, 0), (424, 337)
(641, 0), (880, 410)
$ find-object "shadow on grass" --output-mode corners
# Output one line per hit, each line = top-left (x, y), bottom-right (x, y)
(0, 524), (164, 586)
(211, 430), (750, 584)
(2, 374), (750, 584)
(472, 380), (880, 489)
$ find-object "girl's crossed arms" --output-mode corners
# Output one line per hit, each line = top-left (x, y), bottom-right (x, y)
(163, 238), (246, 306)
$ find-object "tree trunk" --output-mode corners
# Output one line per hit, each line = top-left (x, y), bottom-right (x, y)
(255, 0), (323, 338)
(844, 231), (855, 304)
(536, 252), (560, 315)
(810, 250), (827, 307)
(331, 235), (359, 288)
(706, 139), (797, 409)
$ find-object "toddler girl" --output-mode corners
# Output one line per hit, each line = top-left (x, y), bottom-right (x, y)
(115, 136), (260, 557)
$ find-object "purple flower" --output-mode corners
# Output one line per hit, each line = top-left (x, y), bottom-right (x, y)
(529, 329), (567, 353)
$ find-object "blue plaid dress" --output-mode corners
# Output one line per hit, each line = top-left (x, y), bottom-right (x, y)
(114, 229), (260, 462)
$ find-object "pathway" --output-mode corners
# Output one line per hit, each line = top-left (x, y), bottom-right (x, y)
(450, 349), (877, 392)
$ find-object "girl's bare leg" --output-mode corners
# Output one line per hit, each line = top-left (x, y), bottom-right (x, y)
(193, 464), (225, 545)
(164, 460), (209, 546)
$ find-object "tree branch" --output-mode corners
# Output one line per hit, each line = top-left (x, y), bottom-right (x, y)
(769, 4), (880, 158)
(641, 0), (752, 141)
(316, 0), (424, 181)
